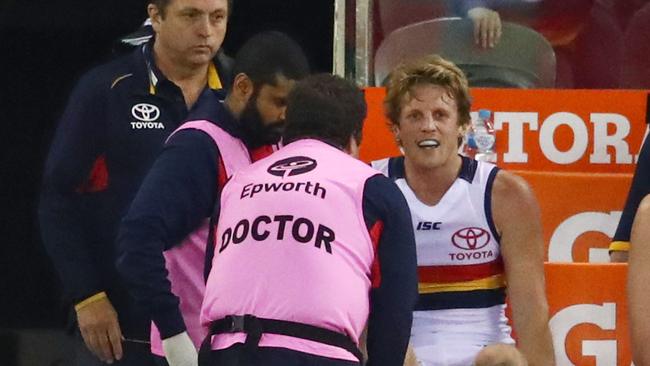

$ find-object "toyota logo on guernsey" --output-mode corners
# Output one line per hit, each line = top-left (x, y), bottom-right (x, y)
(452, 227), (491, 250)
(450, 227), (494, 261)
(130, 103), (165, 130)
(267, 156), (317, 177)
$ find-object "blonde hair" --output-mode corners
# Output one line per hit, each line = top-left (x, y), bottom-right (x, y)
(384, 55), (471, 128)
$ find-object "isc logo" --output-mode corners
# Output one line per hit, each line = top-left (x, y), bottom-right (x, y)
(416, 221), (441, 231)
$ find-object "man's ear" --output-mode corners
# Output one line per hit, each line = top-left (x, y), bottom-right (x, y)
(232, 73), (254, 100)
(345, 136), (360, 159)
(457, 122), (469, 140)
(391, 123), (402, 146)
(148, 4), (162, 32)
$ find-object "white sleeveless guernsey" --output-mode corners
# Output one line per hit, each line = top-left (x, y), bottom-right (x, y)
(372, 156), (514, 366)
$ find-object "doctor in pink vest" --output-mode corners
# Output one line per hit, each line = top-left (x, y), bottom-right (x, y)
(199, 74), (418, 366)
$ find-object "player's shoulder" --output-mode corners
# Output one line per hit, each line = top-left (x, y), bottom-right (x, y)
(370, 156), (405, 179)
(493, 169), (531, 194)
(491, 169), (538, 211)
(370, 157), (390, 175)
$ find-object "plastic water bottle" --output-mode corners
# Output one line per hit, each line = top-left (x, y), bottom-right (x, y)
(465, 109), (496, 162)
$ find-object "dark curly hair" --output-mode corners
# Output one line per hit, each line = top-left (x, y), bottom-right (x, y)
(283, 73), (367, 148)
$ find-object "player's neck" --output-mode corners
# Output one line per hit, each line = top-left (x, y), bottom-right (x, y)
(404, 154), (462, 206)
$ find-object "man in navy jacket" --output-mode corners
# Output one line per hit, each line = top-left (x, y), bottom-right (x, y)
(39, 0), (232, 364)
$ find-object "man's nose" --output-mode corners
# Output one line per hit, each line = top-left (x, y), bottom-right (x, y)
(421, 113), (436, 131)
(197, 15), (211, 37)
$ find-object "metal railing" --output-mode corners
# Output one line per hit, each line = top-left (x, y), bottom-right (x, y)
(332, 0), (374, 86)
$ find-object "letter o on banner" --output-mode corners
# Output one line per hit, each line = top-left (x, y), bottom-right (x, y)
(540, 112), (589, 164)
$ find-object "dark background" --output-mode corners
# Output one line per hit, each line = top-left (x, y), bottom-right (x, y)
(0, 0), (333, 330)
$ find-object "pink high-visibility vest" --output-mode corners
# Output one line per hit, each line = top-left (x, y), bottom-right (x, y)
(201, 139), (380, 361)
(150, 120), (251, 356)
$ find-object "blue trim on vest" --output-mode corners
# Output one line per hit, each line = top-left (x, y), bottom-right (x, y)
(485, 166), (501, 243)
(415, 288), (506, 311)
(389, 155), (478, 183)
(387, 156), (406, 179)
(458, 155), (478, 183)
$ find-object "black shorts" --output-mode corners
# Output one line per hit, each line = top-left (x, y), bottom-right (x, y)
(203, 343), (361, 366)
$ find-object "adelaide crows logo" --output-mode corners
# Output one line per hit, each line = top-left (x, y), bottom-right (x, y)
(267, 156), (317, 177)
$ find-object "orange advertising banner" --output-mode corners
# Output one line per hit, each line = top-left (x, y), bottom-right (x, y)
(545, 263), (630, 366)
(361, 87), (646, 263)
(361, 89), (635, 363)
(360, 87), (648, 174)
(517, 171), (631, 262)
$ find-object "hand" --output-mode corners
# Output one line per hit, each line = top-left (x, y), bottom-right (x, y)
(162, 331), (198, 366)
(467, 7), (502, 49)
(76, 295), (123, 364)
(403, 343), (420, 366)
(610, 250), (629, 263)
(474, 344), (528, 366)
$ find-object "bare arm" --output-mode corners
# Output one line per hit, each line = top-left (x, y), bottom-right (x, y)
(492, 171), (554, 366)
(628, 194), (650, 366)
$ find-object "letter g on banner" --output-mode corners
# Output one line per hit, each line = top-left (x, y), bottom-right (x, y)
(548, 211), (622, 263)
(549, 303), (617, 366)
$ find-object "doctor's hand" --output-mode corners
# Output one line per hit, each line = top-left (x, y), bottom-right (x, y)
(163, 331), (198, 366)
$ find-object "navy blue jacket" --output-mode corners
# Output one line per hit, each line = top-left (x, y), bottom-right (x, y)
(38, 40), (231, 339)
